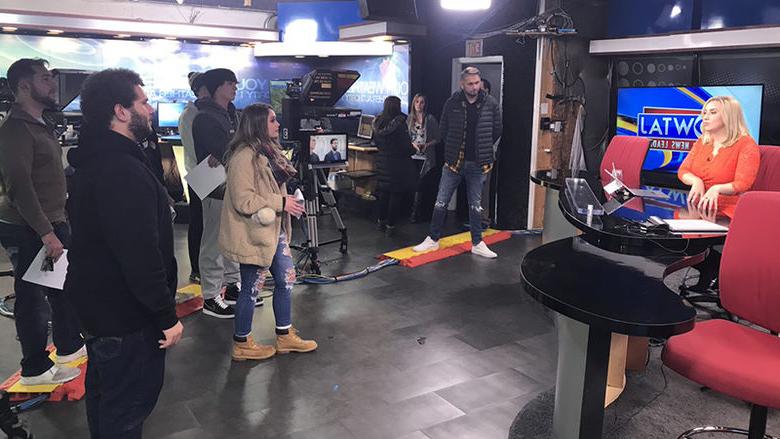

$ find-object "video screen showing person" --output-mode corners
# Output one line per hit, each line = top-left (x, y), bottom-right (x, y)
(616, 85), (763, 175)
(309, 133), (347, 167)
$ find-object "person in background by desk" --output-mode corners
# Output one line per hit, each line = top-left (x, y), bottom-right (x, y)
(677, 95), (760, 292)
(407, 93), (440, 223)
(373, 96), (417, 236)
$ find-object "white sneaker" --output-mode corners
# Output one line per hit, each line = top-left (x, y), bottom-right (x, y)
(20, 365), (81, 386)
(413, 236), (440, 253)
(471, 241), (497, 259)
(56, 345), (87, 364)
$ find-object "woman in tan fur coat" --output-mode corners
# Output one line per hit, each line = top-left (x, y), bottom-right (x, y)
(220, 103), (317, 361)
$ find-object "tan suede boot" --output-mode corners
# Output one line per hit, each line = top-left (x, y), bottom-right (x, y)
(232, 336), (276, 361)
(276, 330), (318, 354)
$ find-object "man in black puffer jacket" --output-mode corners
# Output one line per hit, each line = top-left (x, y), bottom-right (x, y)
(413, 66), (503, 258)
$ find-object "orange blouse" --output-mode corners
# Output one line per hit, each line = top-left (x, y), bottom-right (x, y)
(677, 135), (760, 217)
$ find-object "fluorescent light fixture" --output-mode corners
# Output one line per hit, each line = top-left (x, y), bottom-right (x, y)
(2, 26), (18, 32)
(284, 19), (318, 43)
(396, 39), (409, 44)
(47, 29), (64, 34)
(441, 0), (491, 10)
(115, 34), (130, 38)
(254, 41), (393, 57)
(164, 36), (177, 40)
(670, 4), (682, 18)
(207, 39), (220, 42)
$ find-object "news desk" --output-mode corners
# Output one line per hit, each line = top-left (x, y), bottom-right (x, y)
(522, 173), (730, 438)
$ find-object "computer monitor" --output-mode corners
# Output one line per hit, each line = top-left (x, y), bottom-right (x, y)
(357, 114), (375, 139)
(157, 102), (187, 129)
(309, 133), (347, 168)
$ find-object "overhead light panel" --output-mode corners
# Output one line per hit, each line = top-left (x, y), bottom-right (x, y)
(284, 19), (318, 43)
(2, 26), (18, 32)
(441, 0), (491, 11)
(47, 29), (64, 35)
(115, 34), (131, 38)
(255, 41), (393, 57)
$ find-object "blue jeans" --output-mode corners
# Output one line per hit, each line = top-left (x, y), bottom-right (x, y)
(430, 162), (488, 245)
(235, 233), (295, 337)
(85, 325), (165, 439)
(0, 221), (84, 376)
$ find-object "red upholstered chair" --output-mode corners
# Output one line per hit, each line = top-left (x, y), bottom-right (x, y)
(753, 146), (780, 192)
(599, 135), (651, 189)
(662, 191), (780, 439)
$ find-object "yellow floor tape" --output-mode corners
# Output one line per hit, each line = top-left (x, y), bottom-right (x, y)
(382, 228), (504, 261)
(6, 349), (88, 394)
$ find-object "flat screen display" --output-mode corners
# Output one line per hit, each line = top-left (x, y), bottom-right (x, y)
(309, 133), (347, 166)
(157, 102), (187, 129)
(616, 85), (763, 175)
(357, 114), (375, 139)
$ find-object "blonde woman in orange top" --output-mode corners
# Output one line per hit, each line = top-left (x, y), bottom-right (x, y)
(678, 96), (760, 218)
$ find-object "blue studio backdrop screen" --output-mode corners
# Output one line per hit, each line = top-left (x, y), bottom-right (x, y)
(616, 85), (763, 174)
(0, 34), (410, 116)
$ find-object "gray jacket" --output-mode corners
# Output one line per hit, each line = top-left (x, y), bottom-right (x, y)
(440, 90), (502, 170)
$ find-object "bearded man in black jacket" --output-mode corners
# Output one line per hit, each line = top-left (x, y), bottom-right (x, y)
(413, 66), (503, 259)
(65, 68), (183, 439)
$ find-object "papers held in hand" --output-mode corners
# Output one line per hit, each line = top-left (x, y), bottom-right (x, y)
(185, 158), (226, 200)
(22, 248), (69, 290)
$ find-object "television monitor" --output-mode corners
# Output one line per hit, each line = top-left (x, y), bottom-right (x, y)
(357, 114), (375, 139)
(157, 102), (187, 129)
(359, 0), (418, 23)
(615, 85), (763, 185)
(309, 133), (347, 168)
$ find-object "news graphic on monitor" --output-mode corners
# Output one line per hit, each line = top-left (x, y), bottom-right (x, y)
(357, 114), (375, 139)
(616, 85), (763, 175)
(309, 133), (347, 167)
(157, 102), (187, 129)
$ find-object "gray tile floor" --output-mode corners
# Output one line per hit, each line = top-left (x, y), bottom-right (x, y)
(0, 214), (556, 438)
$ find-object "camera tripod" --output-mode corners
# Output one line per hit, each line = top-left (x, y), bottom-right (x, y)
(1, 391), (38, 439)
(292, 167), (348, 275)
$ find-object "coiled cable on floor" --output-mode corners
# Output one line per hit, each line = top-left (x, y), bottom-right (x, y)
(298, 258), (400, 284)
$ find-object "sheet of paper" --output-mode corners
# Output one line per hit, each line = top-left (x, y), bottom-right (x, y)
(185, 159), (226, 200)
(22, 248), (69, 290)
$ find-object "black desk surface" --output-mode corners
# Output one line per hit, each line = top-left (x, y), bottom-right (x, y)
(529, 169), (574, 191)
(521, 237), (696, 337)
(559, 182), (730, 256)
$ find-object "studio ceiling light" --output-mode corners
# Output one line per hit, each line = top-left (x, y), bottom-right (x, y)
(441, 0), (491, 11)
(2, 26), (18, 32)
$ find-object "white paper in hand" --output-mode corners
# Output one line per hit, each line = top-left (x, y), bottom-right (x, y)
(22, 248), (69, 290)
(185, 158), (226, 200)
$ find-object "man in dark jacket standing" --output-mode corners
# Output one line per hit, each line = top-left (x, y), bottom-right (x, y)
(191, 68), (250, 318)
(0, 58), (84, 385)
(413, 66), (503, 258)
(65, 68), (183, 438)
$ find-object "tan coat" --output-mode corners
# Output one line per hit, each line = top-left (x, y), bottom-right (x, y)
(219, 146), (292, 267)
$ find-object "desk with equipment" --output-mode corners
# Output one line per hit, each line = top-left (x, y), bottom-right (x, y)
(521, 175), (731, 438)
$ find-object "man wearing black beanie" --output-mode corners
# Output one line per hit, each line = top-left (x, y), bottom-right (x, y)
(192, 68), (245, 318)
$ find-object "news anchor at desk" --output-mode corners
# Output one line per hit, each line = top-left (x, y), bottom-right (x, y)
(677, 96), (760, 219)
(677, 96), (760, 293)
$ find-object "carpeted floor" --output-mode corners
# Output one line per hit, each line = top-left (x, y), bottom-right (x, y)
(509, 346), (780, 439)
